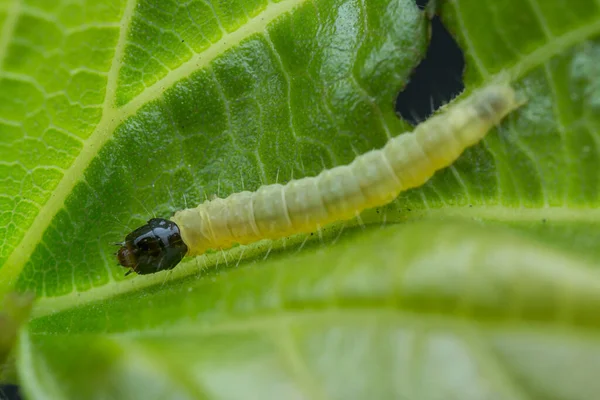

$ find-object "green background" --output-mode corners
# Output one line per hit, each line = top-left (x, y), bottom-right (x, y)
(0, 0), (599, 398)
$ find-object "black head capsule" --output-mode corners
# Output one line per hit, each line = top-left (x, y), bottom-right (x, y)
(116, 218), (188, 275)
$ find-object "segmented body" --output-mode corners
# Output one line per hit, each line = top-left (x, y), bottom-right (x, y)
(170, 82), (522, 257)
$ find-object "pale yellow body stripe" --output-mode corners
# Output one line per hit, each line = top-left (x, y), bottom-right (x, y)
(172, 81), (524, 256)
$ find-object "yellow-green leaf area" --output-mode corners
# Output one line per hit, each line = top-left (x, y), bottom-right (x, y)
(0, 0), (124, 268)
(2, 0), (427, 296)
(23, 222), (600, 399)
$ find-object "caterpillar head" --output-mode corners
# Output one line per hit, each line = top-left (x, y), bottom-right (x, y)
(116, 218), (188, 275)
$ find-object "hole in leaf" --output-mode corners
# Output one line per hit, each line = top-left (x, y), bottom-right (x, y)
(395, 12), (465, 125)
(414, 0), (429, 9)
(0, 384), (21, 400)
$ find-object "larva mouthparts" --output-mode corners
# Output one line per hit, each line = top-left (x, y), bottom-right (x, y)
(117, 79), (524, 275)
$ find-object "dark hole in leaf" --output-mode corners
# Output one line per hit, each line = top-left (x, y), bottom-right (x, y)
(414, 0), (429, 9)
(0, 384), (21, 400)
(395, 12), (465, 125)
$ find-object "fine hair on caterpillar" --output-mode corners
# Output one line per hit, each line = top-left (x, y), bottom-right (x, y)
(116, 79), (525, 275)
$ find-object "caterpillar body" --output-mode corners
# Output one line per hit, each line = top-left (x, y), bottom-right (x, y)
(117, 81), (523, 275)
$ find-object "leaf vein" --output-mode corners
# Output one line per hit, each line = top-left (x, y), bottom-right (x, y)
(0, 0), (22, 71)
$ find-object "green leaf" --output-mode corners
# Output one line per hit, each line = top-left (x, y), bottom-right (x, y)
(0, 0), (599, 398)
(0, 0), (425, 295)
(0, 292), (33, 373)
(17, 223), (600, 399)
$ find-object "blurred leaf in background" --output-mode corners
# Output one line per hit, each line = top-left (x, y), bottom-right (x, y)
(0, 293), (33, 367)
(0, 0), (600, 398)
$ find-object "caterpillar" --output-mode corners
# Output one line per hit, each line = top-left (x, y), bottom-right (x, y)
(116, 80), (524, 275)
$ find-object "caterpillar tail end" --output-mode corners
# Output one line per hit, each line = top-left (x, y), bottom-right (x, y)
(471, 82), (525, 125)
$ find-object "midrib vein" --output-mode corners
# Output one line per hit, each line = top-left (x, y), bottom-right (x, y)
(414, 205), (600, 222)
(0, 0), (306, 293)
(31, 290), (600, 335)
